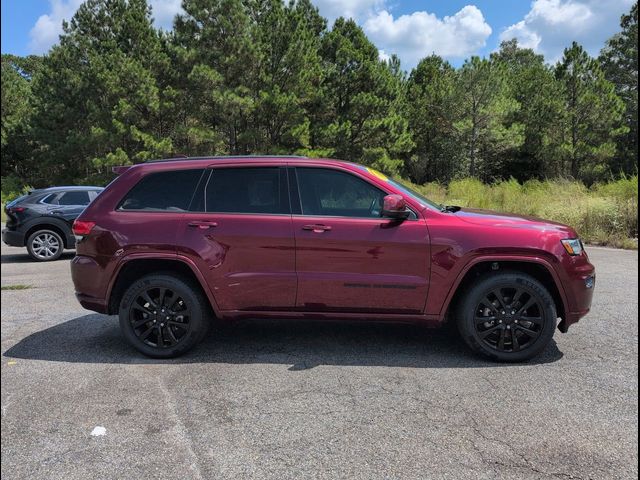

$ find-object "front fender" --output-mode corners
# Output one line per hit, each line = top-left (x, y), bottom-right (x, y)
(432, 252), (570, 322)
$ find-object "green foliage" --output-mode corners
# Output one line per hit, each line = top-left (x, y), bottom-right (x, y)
(600, 3), (638, 174)
(555, 42), (627, 183)
(0, 0), (637, 198)
(409, 176), (638, 248)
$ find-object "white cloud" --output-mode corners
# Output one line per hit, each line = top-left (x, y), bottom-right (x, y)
(364, 6), (492, 68)
(28, 0), (182, 54)
(500, 0), (635, 63)
(29, 0), (83, 54)
(312, 0), (384, 23)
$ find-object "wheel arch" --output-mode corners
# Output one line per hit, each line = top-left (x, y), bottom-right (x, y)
(442, 257), (568, 325)
(107, 255), (221, 317)
(24, 219), (72, 248)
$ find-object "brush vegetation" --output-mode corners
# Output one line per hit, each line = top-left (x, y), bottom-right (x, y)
(405, 176), (638, 249)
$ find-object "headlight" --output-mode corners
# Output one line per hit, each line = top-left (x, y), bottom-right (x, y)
(561, 238), (583, 256)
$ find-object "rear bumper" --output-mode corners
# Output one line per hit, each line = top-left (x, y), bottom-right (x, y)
(71, 254), (110, 314)
(2, 228), (24, 247)
(75, 293), (109, 314)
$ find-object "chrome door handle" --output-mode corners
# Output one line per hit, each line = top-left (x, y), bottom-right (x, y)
(302, 224), (332, 232)
(188, 220), (218, 229)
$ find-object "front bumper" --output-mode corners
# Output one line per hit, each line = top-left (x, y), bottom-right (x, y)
(558, 265), (595, 332)
(2, 228), (24, 247)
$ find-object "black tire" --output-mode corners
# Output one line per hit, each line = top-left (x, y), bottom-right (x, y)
(456, 271), (557, 362)
(119, 274), (210, 358)
(26, 229), (64, 261)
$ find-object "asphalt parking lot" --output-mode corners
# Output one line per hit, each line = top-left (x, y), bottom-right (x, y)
(1, 241), (638, 480)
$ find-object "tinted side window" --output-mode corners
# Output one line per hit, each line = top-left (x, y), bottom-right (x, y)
(296, 168), (386, 218)
(119, 169), (204, 211)
(40, 194), (58, 205)
(58, 191), (91, 206)
(205, 168), (287, 214)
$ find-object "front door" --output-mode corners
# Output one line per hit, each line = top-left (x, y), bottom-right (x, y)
(179, 166), (296, 312)
(291, 167), (430, 314)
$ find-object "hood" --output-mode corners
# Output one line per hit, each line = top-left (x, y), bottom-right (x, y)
(455, 208), (578, 236)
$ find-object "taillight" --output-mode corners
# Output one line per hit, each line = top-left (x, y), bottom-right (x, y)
(8, 207), (25, 213)
(72, 220), (96, 236)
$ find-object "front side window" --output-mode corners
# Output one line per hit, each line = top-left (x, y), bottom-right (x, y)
(296, 168), (386, 218)
(205, 167), (287, 214)
(118, 169), (204, 211)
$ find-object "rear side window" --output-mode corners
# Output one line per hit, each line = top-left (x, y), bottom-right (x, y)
(204, 167), (288, 214)
(58, 191), (91, 206)
(118, 169), (204, 211)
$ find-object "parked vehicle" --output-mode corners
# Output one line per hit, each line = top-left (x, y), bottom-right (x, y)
(70, 156), (595, 361)
(3, 186), (103, 261)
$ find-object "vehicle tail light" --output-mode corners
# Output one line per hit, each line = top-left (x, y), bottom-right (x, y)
(8, 207), (25, 213)
(73, 220), (96, 236)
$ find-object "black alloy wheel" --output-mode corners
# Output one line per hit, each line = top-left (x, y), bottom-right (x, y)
(119, 274), (210, 358)
(456, 271), (557, 362)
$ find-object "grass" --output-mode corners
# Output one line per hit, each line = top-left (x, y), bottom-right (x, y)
(1, 204), (5, 223)
(405, 176), (638, 249)
(1, 284), (33, 291)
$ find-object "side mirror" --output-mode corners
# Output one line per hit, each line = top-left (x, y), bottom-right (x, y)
(381, 194), (410, 220)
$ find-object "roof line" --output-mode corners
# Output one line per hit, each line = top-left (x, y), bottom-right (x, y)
(145, 155), (309, 163)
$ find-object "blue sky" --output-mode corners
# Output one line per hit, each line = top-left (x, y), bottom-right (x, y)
(1, 0), (634, 68)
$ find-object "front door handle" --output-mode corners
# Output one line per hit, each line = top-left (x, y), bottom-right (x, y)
(188, 220), (218, 229)
(302, 224), (332, 233)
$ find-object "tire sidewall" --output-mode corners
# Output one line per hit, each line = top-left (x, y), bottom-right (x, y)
(119, 274), (207, 358)
(457, 272), (557, 362)
(26, 229), (64, 262)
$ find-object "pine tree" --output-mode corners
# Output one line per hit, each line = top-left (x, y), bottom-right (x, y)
(599, 2), (638, 174)
(555, 42), (627, 181)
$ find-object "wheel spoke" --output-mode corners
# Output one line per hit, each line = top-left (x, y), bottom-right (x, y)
(132, 303), (153, 315)
(479, 299), (500, 316)
(132, 317), (150, 328)
(520, 315), (543, 325)
(157, 288), (168, 308)
(156, 326), (164, 347)
(517, 297), (536, 315)
(168, 320), (188, 330)
(475, 315), (496, 324)
(511, 329), (520, 351)
(491, 289), (507, 310)
(479, 324), (501, 339)
(497, 328), (507, 350)
(516, 325), (540, 339)
(139, 325), (155, 340)
(141, 292), (157, 310)
(165, 326), (179, 345)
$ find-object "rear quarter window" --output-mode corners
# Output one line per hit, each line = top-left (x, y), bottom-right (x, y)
(118, 169), (205, 211)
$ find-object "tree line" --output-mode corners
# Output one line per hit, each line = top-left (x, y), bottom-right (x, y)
(1, 0), (637, 189)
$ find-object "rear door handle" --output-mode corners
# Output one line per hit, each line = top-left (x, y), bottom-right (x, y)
(188, 220), (218, 229)
(302, 224), (332, 232)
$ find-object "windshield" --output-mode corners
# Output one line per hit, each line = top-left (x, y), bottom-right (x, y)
(387, 178), (443, 210)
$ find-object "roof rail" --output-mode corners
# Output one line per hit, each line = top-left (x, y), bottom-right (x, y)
(144, 155), (309, 163)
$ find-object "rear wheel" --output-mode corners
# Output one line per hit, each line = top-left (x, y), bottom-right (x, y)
(26, 229), (64, 261)
(119, 274), (210, 358)
(456, 272), (557, 362)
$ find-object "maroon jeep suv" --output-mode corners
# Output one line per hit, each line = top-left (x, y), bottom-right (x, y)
(71, 156), (595, 361)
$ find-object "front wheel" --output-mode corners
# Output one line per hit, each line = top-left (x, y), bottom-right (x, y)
(456, 272), (557, 362)
(119, 274), (210, 358)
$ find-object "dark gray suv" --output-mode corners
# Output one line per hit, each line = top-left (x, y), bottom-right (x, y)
(2, 186), (103, 261)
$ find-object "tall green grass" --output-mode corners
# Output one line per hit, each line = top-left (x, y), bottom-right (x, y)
(406, 176), (638, 249)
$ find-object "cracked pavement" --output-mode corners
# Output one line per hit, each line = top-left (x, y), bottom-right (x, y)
(1, 242), (637, 479)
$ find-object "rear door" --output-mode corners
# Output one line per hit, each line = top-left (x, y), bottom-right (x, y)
(48, 190), (92, 223)
(179, 166), (296, 312)
(290, 166), (430, 314)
